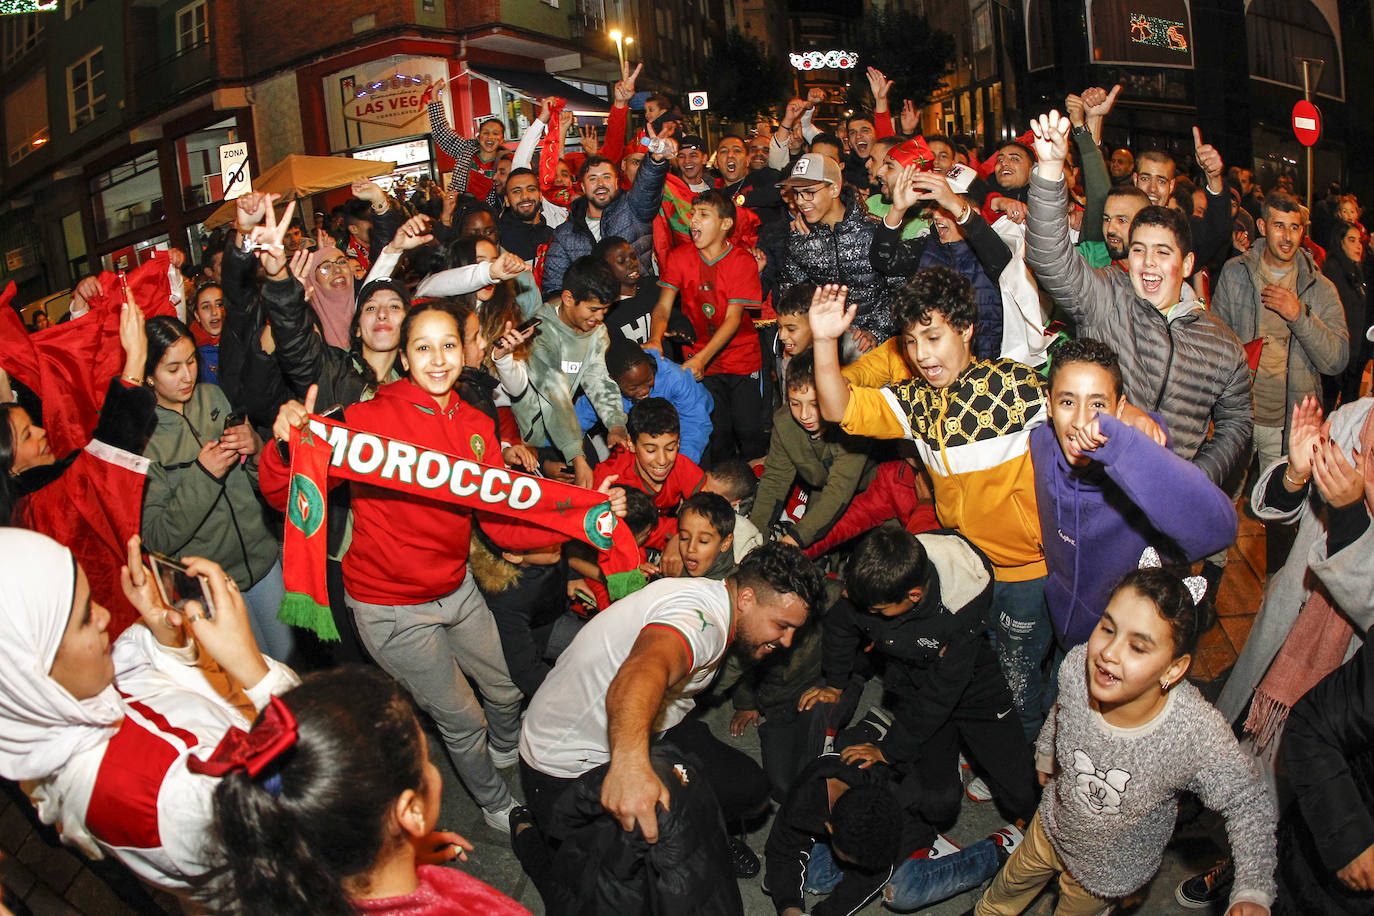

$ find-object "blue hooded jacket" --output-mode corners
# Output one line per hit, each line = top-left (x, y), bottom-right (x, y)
(1030, 412), (1237, 647)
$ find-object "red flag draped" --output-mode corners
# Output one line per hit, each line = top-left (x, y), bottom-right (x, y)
(539, 98), (571, 208)
(0, 254), (173, 455)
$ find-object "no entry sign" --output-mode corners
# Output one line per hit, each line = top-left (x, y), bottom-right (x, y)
(1292, 100), (1321, 147)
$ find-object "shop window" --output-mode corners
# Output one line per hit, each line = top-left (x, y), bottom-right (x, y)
(101, 235), (170, 273)
(89, 150), (163, 243)
(5, 71), (49, 166)
(177, 0), (209, 53)
(67, 47), (107, 132)
(973, 4), (992, 52)
(2, 14), (44, 69)
(1088, 0), (1194, 68)
(174, 117), (237, 210)
(1245, 0), (1341, 98)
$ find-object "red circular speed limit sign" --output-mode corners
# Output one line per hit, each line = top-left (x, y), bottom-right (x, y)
(1292, 100), (1321, 147)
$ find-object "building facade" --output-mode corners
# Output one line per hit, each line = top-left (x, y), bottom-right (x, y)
(0, 0), (725, 304)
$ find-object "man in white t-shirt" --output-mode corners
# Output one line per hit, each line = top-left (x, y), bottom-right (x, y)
(519, 542), (826, 841)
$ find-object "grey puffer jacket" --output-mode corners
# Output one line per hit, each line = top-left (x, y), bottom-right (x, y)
(1211, 239), (1348, 445)
(1026, 171), (1252, 486)
(778, 200), (905, 341)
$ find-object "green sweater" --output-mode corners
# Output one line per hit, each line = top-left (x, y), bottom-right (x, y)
(517, 302), (628, 462)
(141, 384), (279, 588)
(749, 405), (873, 547)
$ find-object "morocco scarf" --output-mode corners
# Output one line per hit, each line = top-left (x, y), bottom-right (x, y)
(281, 416), (646, 639)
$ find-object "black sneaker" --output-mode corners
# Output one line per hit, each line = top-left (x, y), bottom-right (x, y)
(728, 836), (761, 878)
(1176, 858), (1233, 908)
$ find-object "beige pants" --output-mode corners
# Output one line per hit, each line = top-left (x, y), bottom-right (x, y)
(975, 813), (1115, 916)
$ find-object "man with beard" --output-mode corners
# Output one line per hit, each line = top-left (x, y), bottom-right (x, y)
(1211, 191), (1348, 494)
(497, 167), (556, 261)
(1100, 186), (1151, 263)
(865, 137), (928, 240)
(540, 126), (675, 298)
(518, 543), (825, 845)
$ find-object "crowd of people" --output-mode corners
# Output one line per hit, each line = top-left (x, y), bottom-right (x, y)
(2, 58), (1373, 916)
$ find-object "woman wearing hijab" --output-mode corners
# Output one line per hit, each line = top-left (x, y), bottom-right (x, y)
(303, 245), (359, 350)
(0, 528), (296, 900)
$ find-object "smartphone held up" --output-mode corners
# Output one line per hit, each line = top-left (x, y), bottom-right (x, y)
(146, 552), (217, 620)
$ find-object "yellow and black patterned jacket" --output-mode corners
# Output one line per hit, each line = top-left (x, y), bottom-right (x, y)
(841, 356), (1047, 581)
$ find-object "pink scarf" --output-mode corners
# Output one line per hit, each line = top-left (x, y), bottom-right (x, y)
(1244, 406), (1374, 754)
(304, 246), (356, 349)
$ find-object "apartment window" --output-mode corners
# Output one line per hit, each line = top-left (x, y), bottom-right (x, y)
(90, 150), (163, 243)
(65, 0), (86, 20)
(177, 0), (209, 52)
(5, 72), (49, 166)
(2, 15), (44, 69)
(67, 48), (106, 132)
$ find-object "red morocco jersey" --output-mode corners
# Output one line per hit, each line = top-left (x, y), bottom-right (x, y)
(658, 243), (763, 376)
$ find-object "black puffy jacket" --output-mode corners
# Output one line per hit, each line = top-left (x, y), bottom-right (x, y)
(778, 200), (904, 341)
(542, 750), (743, 916)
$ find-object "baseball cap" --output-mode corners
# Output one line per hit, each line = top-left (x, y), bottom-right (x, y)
(777, 153), (841, 189)
(678, 134), (705, 151)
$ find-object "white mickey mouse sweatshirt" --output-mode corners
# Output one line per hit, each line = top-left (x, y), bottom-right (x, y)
(1036, 643), (1276, 908)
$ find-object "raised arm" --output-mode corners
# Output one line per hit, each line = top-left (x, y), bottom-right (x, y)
(809, 284), (856, 423)
(1069, 86), (1119, 244)
(1025, 110), (1118, 328)
(601, 626), (691, 843)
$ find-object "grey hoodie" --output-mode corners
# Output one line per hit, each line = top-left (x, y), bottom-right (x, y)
(516, 301), (628, 462)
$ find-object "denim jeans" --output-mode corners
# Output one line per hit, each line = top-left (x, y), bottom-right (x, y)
(884, 839), (1000, 911)
(988, 576), (1051, 741)
(803, 842), (845, 894)
(242, 557), (294, 663)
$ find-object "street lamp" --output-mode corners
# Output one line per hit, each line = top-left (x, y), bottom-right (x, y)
(610, 29), (633, 71)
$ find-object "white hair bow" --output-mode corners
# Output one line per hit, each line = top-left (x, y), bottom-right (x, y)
(1137, 547), (1208, 606)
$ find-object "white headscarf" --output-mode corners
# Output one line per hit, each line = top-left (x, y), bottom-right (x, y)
(0, 528), (122, 781)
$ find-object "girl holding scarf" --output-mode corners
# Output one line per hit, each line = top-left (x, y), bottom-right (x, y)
(262, 300), (628, 834)
(0, 528), (296, 900)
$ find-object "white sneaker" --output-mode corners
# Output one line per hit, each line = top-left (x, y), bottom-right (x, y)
(989, 823), (1023, 856)
(482, 797), (519, 832)
(909, 833), (961, 860)
(966, 775), (993, 802)
(489, 744), (520, 769)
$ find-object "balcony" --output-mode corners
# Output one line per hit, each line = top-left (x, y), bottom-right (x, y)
(132, 40), (216, 120)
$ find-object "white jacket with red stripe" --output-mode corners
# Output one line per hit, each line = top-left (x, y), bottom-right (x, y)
(27, 625), (297, 898)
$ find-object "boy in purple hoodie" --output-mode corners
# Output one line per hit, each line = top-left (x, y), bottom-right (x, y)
(1031, 338), (1238, 647)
